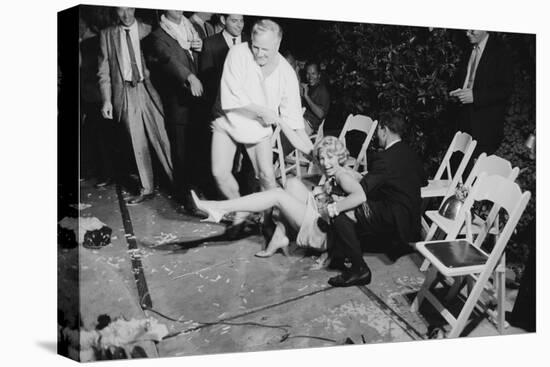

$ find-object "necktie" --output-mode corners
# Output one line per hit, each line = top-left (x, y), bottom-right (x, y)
(232, 37), (236, 45)
(125, 29), (141, 86)
(466, 45), (479, 89)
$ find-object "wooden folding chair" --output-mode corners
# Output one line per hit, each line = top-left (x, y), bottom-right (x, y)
(420, 131), (477, 235)
(419, 154), (520, 331)
(338, 114), (378, 172)
(411, 173), (530, 338)
(271, 125), (292, 186)
(283, 119), (326, 177)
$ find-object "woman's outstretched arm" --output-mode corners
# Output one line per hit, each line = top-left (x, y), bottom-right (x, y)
(332, 170), (367, 213)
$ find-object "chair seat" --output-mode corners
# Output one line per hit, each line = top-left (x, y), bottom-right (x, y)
(416, 239), (489, 277)
(425, 211), (500, 236)
(421, 179), (452, 198)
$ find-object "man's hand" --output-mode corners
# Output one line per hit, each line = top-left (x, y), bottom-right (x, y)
(190, 38), (202, 52)
(300, 83), (308, 98)
(257, 107), (278, 126)
(319, 204), (331, 223)
(449, 88), (474, 104)
(101, 101), (113, 119)
(187, 74), (203, 97)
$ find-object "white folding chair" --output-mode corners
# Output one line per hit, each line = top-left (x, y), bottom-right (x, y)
(283, 119), (326, 177)
(411, 173), (530, 338)
(420, 131), (477, 234)
(423, 154), (520, 244)
(338, 114), (378, 172)
(419, 154), (520, 331)
(272, 126), (292, 186)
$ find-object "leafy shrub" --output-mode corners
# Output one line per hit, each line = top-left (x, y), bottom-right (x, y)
(319, 23), (463, 173)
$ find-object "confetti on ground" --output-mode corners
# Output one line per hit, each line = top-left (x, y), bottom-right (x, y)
(209, 275), (222, 282)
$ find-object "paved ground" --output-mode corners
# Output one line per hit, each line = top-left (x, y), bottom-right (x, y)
(57, 180), (527, 361)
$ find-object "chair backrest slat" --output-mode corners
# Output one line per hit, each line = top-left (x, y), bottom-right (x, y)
(434, 131), (476, 181)
(444, 173), (530, 251)
(464, 154), (520, 188)
(337, 114), (377, 171)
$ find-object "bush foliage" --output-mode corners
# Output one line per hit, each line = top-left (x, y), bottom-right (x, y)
(318, 24), (535, 241)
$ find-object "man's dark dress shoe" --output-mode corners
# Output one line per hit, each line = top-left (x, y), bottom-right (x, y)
(126, 192), (154, 205)
(328, 268), (372, 287)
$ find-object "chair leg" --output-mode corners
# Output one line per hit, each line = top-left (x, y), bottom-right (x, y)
(411, 267), (438, 312)
(496, 255), (506, 333)
(421, 217), (430, 239)
(444, 276), (466, 303)
(447, 270), (492, 338)
(420, 223), (439, 271)
(295, 151), (302, 177)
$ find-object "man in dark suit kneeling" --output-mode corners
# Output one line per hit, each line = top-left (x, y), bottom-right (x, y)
(328, 112), (426, 287)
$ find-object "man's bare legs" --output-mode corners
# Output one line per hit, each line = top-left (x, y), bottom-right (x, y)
(211, 130), (240, 198)
(245, 137), (277, 191)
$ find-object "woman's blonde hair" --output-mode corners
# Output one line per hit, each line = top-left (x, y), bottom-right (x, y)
(313, 136), (349, 165)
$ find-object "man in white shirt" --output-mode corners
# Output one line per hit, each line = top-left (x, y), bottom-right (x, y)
(211, 19), (312, 229)
(98, 7), (173, 204)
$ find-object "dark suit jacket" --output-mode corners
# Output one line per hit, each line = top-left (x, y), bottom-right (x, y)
(189, 17), (215, 40)
(200, 33), (250, 115)
(450, 34), (513, 153)
(359, 141), (427, 245)
(98, 22), (163, 123)
(143, 27), (199, 126)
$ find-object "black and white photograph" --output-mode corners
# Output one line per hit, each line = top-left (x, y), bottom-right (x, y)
(3, 0), (547, 366)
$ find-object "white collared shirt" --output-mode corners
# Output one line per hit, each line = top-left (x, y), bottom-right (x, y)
(222, 30), (242, 49)
(119, 21), (144, 82)
(218, 42), (304, 143)
(463, 33), (489, 89)
(385, 138), (401, 150)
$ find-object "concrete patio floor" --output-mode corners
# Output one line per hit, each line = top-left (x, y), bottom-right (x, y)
(57, 179), (528, 360)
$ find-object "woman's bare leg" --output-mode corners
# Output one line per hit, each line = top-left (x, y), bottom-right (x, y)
(199, 188), (307, 230)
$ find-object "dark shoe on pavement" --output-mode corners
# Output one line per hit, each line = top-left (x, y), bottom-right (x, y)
(174, 190), (209, 219)
(126, 192), (154, 205)
(328, 267), (372, 287)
